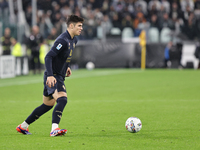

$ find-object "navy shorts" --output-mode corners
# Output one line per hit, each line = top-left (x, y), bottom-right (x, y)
(43, 73), (66, 97)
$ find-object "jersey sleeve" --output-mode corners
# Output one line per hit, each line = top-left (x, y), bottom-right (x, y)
(45, 39), (67, 76)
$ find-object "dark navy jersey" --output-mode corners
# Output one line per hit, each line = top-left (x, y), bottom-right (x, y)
(44, 30), (78, 79)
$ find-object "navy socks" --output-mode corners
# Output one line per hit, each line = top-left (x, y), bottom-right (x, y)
(52, 97), (67, 124)
(25, 103), (53, 124)
(25, 97), (67, 125)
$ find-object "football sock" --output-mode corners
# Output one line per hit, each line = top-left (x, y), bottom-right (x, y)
(51, 123), (59, 132)
(25, 103), (53, 125)
(52, 97), (67, 124)
(21, 121), (29, 130)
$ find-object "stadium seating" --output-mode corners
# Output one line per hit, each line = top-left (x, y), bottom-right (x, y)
(97, 26), (103, 39)
(160, 27), (172, 43)
(148, 27), (159, 43)
(122, 27), (134, 39)
(110, 27), (121, 35)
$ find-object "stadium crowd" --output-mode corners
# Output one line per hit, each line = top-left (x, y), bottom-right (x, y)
(20, 0), (200, 41)
(0, 0), (200, 41)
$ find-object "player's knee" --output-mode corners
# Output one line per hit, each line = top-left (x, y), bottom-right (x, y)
(57, 96), (67, 106)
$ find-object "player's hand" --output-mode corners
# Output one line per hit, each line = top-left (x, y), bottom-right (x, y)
(46, 76), (57, 88)
(66, 67), (72, 77)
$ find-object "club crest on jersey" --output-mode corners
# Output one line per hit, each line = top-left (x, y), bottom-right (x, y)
(56, 43), (62, 50)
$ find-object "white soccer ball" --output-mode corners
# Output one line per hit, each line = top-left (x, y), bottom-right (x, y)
(86, 62), (95, 70)
(125, 117), (142, 133)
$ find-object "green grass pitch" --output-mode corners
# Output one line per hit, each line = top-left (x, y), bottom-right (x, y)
(0, 69), (200, 150)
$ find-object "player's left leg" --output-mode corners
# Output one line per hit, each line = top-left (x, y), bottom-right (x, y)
(16, 96), (55, 135)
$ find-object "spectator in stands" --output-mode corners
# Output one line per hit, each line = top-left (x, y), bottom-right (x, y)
(82, 11), (96, 39)
(56, 0), (68, 7)
(87, 13), (96, 27)
(159, 13), (175, 30)
(11, 38), (22, 57)
(47, 27), (57, 48)
(169, 1), (183, 22)
(53, 12), (63, 35)
(18, 0), (200, 42)
(181, 12), (197, 40)
(157, 4), (168, 23)
(51, 2), (61, 25)
(164, 41), (172, 68)
(68, 0), (75, 11)
(1, 27), (13, 55)
(121, 14), (134, 30)
(81, 4), (92, 19)
(101, 14), (113, 35)
(148, 0), (161, 12)
(182, 4), (194, 25)
(102, 0), (110, 14)
(74, 6), (82, 17)
(133, 12), (146, 30)
(61, 5), (72, 19)
(112, 0), (126, 13)
(148, 3), (159, 19)
(149, 14), (161, 31)
(195, 0), (200, 10)
(111, 13), (122, 30)
(37, 0), (52, 12)
(88, 0), (104, 9)
(94, 8), (104, 25)
(134, 4), (144, 16)
(168, 1), (184, 35)
(122, 1), (134, 17)
(135, 0), (147, 15)
(160, 0), (170, 14)
(25, 5), (32, 26)
(77, 0), (86, 9)
(180, 0), (194, 12)
(27, 25), (44, 74)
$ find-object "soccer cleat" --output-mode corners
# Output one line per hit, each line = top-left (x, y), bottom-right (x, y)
(50, 128), (67, 137)
(16, 125), (32, 135)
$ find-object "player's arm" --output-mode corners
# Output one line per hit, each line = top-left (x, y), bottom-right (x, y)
(46, 76), (57, 88)
(66, 67), (72, 77)
(45, 39), (67, 87)
(45, 49), (57, 88)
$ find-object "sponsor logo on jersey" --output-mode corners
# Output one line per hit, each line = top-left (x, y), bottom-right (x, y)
(56, 43), (62, 50)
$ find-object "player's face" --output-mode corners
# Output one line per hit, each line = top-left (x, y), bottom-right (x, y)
(73, 22), (83, 36)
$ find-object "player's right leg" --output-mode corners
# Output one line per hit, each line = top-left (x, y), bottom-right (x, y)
(16, 96), (55, 135)
(50, 90), (68, 136)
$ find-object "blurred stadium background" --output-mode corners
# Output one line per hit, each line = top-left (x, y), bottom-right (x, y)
(1, 1), (200, 149)
(0, 0), (200, 78)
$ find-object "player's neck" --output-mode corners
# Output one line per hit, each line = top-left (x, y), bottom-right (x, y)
(67, 29), (74, 39)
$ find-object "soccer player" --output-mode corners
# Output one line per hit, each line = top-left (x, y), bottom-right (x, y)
(16, 15), (84, 136)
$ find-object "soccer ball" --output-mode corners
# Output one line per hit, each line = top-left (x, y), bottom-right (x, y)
(86, 62), (95, 70)
(125, 117), (142, 133)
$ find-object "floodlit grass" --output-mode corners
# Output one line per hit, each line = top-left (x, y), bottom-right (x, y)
(0, 69), (200, 150)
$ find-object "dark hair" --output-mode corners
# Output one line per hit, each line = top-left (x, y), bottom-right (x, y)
(66, 15), (84, 26)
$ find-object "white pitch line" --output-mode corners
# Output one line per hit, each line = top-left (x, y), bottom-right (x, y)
(69, 69), (135, 79)
(0, 79), (43, 87)
(0, 70), (142, 87)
